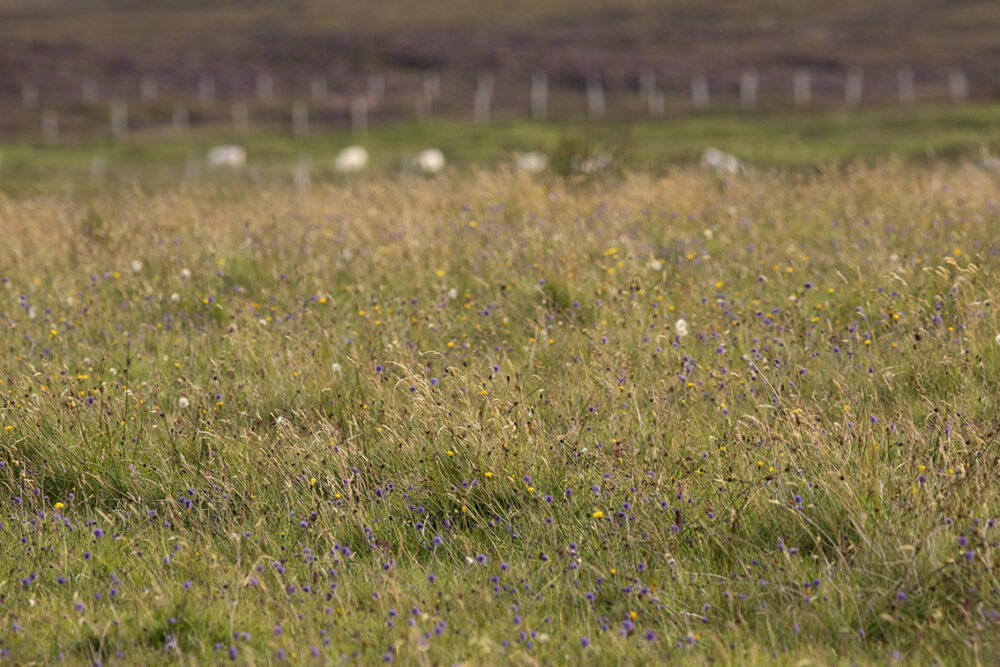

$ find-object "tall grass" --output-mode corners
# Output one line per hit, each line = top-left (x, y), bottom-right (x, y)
(0, 164), (997, 664)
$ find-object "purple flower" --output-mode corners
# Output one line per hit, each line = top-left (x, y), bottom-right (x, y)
(476, 553), (487, 564)
(580, 637), (590, 648)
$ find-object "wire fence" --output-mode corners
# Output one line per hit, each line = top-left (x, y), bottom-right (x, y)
(3, 66), (1000, 141)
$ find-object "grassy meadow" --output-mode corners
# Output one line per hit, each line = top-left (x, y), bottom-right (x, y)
(0, 163), (999, 664)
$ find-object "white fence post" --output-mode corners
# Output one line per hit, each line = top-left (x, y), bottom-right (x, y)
(531, 71), (548, 120)
(793, 69), (811, 106)
(898, 67), (915, 105)
(949, 68), (968, 102)
(110, 101), (127, 142)
(740, 69), (758, 110)
(292, 101), (308, 136)
(845, 68), (863, 108)
(691, 74), (710, 111)
(587, 77), (605, 118)
(474, 73), (493, 123)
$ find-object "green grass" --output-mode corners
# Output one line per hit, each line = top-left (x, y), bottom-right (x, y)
(0, 165), (998, 664)
(2, 103), (1000, 193)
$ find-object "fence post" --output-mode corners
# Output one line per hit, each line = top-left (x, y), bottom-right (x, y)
(845, 68), (863, 108)
(898, 67), (915, 105)
(793, 69), (811, 106)
(949, 68), (968, 102)
(740, 69), (758, 111)
(531, 71), (548, 120)
(691, 74), (710, 111)
(474, 73), (493, 123)
(110, 101), (127, 142)
(587, 77), (605, 118)
(292, 101), (308, 136)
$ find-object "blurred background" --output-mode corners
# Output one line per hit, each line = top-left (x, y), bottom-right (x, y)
(1, 0), (999, 187)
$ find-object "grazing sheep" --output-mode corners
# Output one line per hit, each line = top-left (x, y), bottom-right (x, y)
(700, 147), (742, 174)
(334, 145), (369, 174)
(515, 151), (549, 174)
(572, 152), (613, 175)
(205, 145), (247, 169)
(415, 148), (446, 175)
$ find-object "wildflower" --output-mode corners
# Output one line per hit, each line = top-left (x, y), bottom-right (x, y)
(674, 319), (689, 338)
(592, 510), (604, 519)
(180, 268), (192, 280)
(178, 397), (190, 409)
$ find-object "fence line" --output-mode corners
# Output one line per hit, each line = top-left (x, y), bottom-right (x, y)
(3, 66), (998, 140)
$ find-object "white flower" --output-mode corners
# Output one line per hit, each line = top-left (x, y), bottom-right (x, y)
(177, 397), (189, 409)
(170, 293), (180, 302)
(675, 318), (689, 338)
(647, 259), (663, 271)
(130, 260), (143, 272)
(703, 228), (714, 240)
(995, 333), (1000, 346)
(180, 268), (191, 280)
(331, 363), (342, 373)
(447, 287), (458, 299)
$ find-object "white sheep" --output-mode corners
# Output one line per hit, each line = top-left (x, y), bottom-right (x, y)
(334, 145), (369, 174)
(700, 147), (742, 174)
(205, 145), (247, 169)
(515, 151), (549, 174)
(414, 148), (446, 175)
(572, 152), (613, 175)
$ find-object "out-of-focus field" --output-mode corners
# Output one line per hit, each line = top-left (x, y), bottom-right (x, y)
(0, 165), (998, 663)
(2, 104), (1000, 194)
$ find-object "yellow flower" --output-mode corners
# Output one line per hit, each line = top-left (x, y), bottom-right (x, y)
(484, 472), (493, 479)
(55, 502), (64, 509)
(310, 477), (316, 486)
(592, 510), (604, 519)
